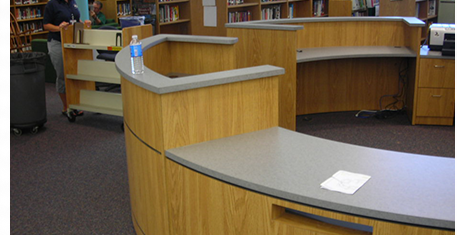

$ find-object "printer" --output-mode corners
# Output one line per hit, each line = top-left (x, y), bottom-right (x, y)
(428, 24), (455, 56)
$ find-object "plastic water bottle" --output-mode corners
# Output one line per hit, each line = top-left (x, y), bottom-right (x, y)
(130, 35), (144, 74)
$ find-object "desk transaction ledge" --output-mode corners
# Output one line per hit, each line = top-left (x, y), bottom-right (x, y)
(115, 34), (285, 94)
(166, 127), (455, 230)
(225, 16), (425, 30)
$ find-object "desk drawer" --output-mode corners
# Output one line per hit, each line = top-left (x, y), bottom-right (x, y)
(416, 88), (455, 117)
(418, 59), (455, 88)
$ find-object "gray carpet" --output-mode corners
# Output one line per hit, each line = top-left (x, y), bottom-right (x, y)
(10, 83), (135, 234)
(10, 83), (455, 234)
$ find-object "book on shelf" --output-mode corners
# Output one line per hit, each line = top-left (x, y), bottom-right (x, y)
(289, 3), (293, 19)
(313, 0), (325, 16)
(352, 0), (366, 11)
(117, 3), (131, 16)
(159, 5), (179, 23)
(228, 0), (245, 5)
(228, 10), (251, 23)
(428, 0), (436, 16)
(261, 5), (281, 20)
(260, 0), (283, 2)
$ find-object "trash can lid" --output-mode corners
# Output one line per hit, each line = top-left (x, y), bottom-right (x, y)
(11, 52), (46, 66)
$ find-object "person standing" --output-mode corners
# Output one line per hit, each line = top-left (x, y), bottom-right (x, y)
(43, 0), (91, 116)
(90, 1), (107, 25)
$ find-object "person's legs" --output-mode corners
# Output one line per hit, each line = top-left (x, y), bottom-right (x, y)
(47, 39), (67, 112)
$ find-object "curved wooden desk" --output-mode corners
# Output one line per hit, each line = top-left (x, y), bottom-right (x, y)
(226, 17), (426, 129)
(166, 127), (455, 232)
(116, 32), (454, 235)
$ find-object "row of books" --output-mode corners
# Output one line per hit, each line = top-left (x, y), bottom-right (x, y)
(117, 3), (131, 16)
(228, 0), (245, 5)
(14, 7), (42, 21)
(352, 0), (366, 10)
(158, 0), (174, 2)
(261, 0), (283, 2)
(261, 5), (281, 20)
(228, 11), (251, 23)
(14, 0), (39, 5)
(313, 0), (325, 16)
(159, 5), (179, 23)
(18, 21), (44, 34)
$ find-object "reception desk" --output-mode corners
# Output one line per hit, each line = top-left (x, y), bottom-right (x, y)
(116, 22), (454, 235)
(226, 17), (433, 129)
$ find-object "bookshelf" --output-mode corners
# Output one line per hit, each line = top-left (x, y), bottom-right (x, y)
(156, 0), (191, 34)
(192, 0), (329, 36)
(10, 0), (48, 41)
(100, 0), (132, 25)
(416, 0), (439, 41)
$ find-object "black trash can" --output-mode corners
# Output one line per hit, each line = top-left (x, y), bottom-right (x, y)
(10, 52), (47, 136)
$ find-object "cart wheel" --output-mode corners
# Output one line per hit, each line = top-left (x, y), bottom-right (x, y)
(30, 126), (39, 134)
(12, 128), (22, 136)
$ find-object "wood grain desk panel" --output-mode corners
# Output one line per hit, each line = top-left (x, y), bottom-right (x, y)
(166, 158), (454, 235)
(228, 28), (298, 131)
(296, 57), (411, 115)
(165, 127), (455, 234)
(293, 21), (416, 49)
(228, 17), (424, 123)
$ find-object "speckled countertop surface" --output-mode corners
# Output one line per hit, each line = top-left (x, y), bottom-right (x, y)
(115, 34), (285, 94)
(166, 127), (455, 229)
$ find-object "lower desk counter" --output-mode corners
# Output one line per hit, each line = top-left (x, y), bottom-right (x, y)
(166, 127), (454, 234)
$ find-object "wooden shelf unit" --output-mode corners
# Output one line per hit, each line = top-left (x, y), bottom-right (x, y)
(60, 24), (152, 121)
(154, 0), (191, 34)
(100, 0), (132, 25)
(10, 0), (49, 43)
(192, 0), (329, 36)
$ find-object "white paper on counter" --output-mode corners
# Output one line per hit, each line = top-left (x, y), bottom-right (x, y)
(320, 170), (371, 194)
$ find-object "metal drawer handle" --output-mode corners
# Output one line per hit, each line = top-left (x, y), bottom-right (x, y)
(431, 95), (442, 98)
(434, 65), (445, 68)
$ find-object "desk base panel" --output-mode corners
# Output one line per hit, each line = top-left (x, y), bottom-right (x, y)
(296, 57), (413, 115)
(165, 159), (454, 235)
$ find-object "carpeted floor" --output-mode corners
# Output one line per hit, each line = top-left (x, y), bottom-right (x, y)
(10, 83), (135, 234)
(296, 111), (455, 158)
(10, 83), (455, 234)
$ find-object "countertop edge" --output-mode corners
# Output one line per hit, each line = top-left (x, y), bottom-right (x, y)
(225, 17), (425, 30)
(165, 127), (455, 230)
(115, 34), (285, 94)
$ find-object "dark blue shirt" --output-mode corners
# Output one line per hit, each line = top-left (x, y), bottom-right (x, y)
(43, 0), (81, 42)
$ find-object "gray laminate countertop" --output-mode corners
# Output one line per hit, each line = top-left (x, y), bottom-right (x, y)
(420, 45), (455, 59)
(115, 34), (285, 94)
(296, 46), (416, 63)
(225, 17), (425, 30)
(166, 127), (455, 230)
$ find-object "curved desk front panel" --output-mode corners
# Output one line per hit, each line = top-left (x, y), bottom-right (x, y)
(117, 20), (453, 235)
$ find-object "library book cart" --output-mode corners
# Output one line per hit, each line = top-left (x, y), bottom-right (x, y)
(60, 23), (152, 124)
